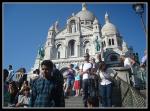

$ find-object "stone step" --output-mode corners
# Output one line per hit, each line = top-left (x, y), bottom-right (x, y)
(65, 96), (84, 107)
(65, 87), (123, 107)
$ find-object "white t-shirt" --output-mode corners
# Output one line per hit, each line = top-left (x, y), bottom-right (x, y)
(124, 58), (132, 68)
(92, 63), (96, 68)
(80, 62), (92, 80)
(18, 95), (30, 107)
(99, 70), (112, 85)
(141, 55), (147, 64)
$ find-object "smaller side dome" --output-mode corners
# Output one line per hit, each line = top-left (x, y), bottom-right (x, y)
(101, 23), (119, 35)
(101, 12), (119, 36)
(93, 18), (99, 24)
(49, 25), (54, 31)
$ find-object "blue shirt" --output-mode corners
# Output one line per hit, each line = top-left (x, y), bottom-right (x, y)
(67, 70), (74, 80)
(75, 73), (80, 80)
(29, 77), (56, 107)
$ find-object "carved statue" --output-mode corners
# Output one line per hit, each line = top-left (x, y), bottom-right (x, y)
(38, 46), (45, 59)
(94, 36), (100, 52)
(71, 23), (76, 33)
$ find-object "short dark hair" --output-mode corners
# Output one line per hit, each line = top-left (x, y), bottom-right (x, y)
(87, 96), (96, 107)
(35, 69), (40, 74)
(9, 65), (12, 68)
(9, 65), (12, 70)
(4, 69), (9, 81)
(41, 60), (53, 70)
(75, 66), (79, 69)
(22, 68), (26, 73)
(84, 53), (90, 57)
(99, 61), (107, 71)
(33, 70), (36, 74)
(9, 81), (17, 87)
(70, 64), (74, 68)
(23, 86), (30, 92)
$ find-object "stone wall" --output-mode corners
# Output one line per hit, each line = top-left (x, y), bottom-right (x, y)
(112, 67), (146, 108)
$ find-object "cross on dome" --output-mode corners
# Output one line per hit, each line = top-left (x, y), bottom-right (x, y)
(82, 2), (87, 11)
(105, 12), (110, 23)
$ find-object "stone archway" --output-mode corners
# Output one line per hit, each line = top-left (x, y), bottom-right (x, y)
(104, 50), (121, 67)
(82, 40), (90, 55)
(68, 39), (76, 57)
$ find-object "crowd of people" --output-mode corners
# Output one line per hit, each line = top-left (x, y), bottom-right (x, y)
(3, 61), (64, 108)
(3, 50), (147, 108)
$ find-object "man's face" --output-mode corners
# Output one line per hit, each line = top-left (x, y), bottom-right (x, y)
(84, 56), (89, 61)
(68, 64), (72, 69)
(41, 65), (53, 79)
(120, 56), (124, 60)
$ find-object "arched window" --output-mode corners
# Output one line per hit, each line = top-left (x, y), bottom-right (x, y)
(83, 41), (90, 55)
(104, 41), (106, 47)
(110, 55), (118, 61)
(81, 22), (84, 24)
(48, 42), (50, 46)
(57, 51), (60, 59)
(71, 42), (74, 56)
(70, 20), (76, 33)
(68, 40), (75, 56)
(86, 49), (89, 53)
(112, 39), (114, 45)
(102, 42), (103, 47)
(109, 39), (111, 45)
(57, 44), (62, 59)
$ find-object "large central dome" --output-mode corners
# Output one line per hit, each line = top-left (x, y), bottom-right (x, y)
(76, 10), (95, 21)
(76, 3), (95, 21)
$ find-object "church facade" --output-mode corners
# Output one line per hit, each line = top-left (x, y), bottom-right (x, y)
(32, 3), (134, 72)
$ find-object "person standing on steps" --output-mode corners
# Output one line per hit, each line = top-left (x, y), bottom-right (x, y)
(80, 53), (92, 107)
(29, 60), (58, 107)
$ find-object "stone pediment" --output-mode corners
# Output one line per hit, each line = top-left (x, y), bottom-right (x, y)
(81, 26), (93, 35)
(55, 28), (67, 39)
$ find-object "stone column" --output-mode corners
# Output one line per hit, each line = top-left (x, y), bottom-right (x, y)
(77, 44), (80, 57)
(65, 45), (68, 58)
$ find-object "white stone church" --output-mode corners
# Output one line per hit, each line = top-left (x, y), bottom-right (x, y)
(31, 3), (134, 73)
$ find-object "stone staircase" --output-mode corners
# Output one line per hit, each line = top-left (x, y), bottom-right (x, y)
(65, 86), (122, 108)
(65, 96), (84, 108)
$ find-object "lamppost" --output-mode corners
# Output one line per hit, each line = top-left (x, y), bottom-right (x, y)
(132, 3), (147, 37)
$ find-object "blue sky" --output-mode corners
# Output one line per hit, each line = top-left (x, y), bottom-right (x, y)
(3, 2), (147, 73)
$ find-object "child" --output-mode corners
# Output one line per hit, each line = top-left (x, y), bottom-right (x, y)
(74, 66), (80, 96)
(19, 80), (29, 94)
(16, 86), (30, 107)
(64, 64), (75, 97)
